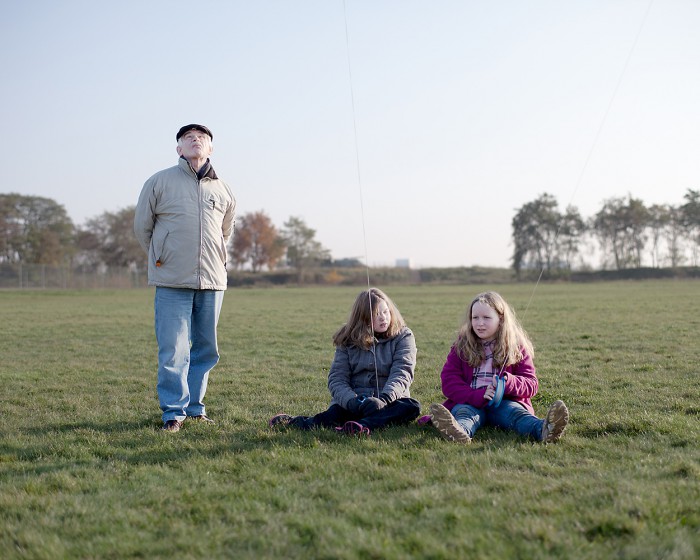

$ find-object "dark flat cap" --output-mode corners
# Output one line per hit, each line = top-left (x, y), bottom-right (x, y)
(176, 124), (213, 141)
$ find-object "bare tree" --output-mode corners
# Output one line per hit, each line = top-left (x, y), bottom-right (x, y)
(647, 204), (670, 268)
(559, 205), (586, 269)
(79, 206), (144, 268)
(281, 216), (331, 282)
(592, 195), (649, 269)
(680, 189), (700, 265)
(664, 205), (686, 267)
(511, 193), (584, 276)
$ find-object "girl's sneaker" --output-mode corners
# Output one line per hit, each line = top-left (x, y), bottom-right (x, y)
(541, 400), (569, 443)
(335, 420), (371, 437)
(416, 414), (432, 427)
(269, 413), (293, 428)
(429, 403), (471, 444)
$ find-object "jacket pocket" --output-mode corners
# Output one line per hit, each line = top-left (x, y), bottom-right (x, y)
(150, 229), (169, 266)
(218, 235), (228, 269)
(205, 193), (227, 217)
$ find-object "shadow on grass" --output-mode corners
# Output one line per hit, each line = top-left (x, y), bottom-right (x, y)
(263, 422), (542, 454)
(23, 417), (156, 436)
(0, 417), (608, 482)
(2, 417), (574, 477)
(576, 421), (652, 438)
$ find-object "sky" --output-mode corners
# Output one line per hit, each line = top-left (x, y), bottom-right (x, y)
(1, 0), (698, 269)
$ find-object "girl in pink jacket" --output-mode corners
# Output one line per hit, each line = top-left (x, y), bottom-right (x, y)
(428, 291), (569, 444)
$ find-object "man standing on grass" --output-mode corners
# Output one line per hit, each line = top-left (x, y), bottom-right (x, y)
(134, 124), (236, 432)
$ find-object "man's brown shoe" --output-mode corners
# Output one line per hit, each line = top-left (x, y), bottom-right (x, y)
(161, 419), (183, 432)
(189, 415), (215, 424)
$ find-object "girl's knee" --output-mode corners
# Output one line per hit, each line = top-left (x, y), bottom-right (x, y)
(393, 397), (421, 411)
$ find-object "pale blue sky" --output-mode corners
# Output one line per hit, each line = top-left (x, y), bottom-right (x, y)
(1, 0), (698, 268)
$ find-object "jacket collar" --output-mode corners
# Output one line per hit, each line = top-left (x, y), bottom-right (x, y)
(178, 156), (218, 180)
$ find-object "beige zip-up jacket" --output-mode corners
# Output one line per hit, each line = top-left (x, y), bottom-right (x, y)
(134, 158), (236, 290)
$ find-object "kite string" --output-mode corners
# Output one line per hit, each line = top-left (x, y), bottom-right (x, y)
(342, 0), (380, 396)
(342, 0), (652, 390)
(520, 0), (655, 320)
(342, 0), (371, 292)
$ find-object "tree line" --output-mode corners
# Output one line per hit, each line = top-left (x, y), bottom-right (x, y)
(511, 189), (700, 276)
(2, 189), (699, 277)
(0, 193), (335, 278)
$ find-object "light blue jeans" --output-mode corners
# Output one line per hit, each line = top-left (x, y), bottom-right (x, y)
(154, 287), (224, 422)
(451, 400), (544, 441)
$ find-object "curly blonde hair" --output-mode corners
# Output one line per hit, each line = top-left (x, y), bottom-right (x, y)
(333, 288), (405, 350)
(454, 291), (534, 367)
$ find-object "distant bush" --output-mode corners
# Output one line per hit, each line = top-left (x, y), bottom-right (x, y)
(227, 266), (516, 287)
(570, 267), (700, 282)
(226, 265), (700, 288)
(418, 266), (516, 284)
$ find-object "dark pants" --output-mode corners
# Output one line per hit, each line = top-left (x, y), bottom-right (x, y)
(289, 398), (421, 431)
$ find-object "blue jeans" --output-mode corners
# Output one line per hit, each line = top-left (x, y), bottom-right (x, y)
(154, 287), (224, 422)
(451, 400), (544, 441)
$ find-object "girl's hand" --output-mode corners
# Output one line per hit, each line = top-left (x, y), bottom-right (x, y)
(484, 375), (498, 401)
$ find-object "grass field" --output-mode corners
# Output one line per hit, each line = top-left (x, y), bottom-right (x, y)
(1, 281), (698, 559)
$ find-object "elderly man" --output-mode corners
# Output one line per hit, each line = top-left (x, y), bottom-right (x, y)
(134, 124), (236, 432)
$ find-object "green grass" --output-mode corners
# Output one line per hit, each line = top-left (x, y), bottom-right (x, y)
(1, 282), (698, 559)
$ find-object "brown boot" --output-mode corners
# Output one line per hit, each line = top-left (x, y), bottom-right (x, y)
(541, 400), (569, 443)
(429, 403), (471, 444)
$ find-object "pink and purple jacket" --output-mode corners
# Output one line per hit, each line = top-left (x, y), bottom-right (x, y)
(440, 345), (538, 415)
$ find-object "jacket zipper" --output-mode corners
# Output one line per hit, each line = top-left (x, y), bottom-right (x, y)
(197, 176), (203, 289)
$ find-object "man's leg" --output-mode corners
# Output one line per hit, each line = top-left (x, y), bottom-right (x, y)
(186, 289), (224, 418)
(155, 287), (194, 423)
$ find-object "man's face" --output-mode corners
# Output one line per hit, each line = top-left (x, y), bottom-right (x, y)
(176, 130), (213, 160)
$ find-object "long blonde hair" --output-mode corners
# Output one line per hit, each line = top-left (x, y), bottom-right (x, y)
(333, 288), (405, 350)
(454, 291), (534, 367)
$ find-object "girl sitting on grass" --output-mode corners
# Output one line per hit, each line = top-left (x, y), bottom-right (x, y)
(269, 287), (420, 436)
(427, 291), (569, 444)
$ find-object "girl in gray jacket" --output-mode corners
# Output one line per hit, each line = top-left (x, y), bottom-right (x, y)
(269, 288), (420, 436)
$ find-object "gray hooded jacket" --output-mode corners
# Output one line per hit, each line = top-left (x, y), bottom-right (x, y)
(327, 326), (416, 408)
